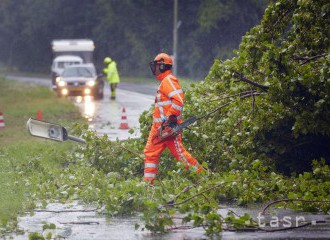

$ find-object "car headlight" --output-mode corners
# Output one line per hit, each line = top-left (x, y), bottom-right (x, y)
(84, 88), (91, 95)
(86, 80), (96, 87)
(58, 80), (67, 87)
(61, 88), (68, 95)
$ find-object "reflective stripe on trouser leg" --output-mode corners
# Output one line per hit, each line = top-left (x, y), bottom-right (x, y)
(144, 124), (167, 183)
(166, 135), (199, 170)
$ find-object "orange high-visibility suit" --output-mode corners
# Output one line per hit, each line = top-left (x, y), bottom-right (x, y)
(144, 68), (202, 184)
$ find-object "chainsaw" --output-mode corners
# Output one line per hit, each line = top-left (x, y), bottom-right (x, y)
(151, 116), (198, 145)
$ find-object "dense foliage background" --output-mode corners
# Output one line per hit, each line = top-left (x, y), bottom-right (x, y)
(181, 0), (330, 174)
(0, 0), (268, 77)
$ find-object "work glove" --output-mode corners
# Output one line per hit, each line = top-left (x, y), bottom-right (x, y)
(165, 115), (177, 128)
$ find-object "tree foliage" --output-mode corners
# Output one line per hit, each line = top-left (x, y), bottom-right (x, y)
(183, 0), (330, 173)
(0, 0), (267, 77)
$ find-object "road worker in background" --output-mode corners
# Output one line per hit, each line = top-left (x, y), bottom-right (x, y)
(103, 57), (120, 100)
(144, 53), (203, 184)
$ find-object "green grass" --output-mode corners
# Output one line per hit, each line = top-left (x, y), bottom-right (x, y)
(0, 76), (82, 231)
(0, 78), (81, 145)
(0, 141), (72, 227)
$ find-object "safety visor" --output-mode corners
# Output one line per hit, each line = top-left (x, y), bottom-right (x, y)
(149, 61), (158, 75)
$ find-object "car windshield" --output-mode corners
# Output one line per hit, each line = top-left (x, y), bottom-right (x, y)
(62, 66), (95, 77)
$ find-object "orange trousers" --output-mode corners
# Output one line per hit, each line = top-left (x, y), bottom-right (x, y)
(144, 123), (202, 184)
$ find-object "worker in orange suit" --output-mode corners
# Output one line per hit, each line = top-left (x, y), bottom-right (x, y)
(144, 53), (203, 184)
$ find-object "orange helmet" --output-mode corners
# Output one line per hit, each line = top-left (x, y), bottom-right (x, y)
(154, 53), (173, 65)
(149, 53), (173, 75)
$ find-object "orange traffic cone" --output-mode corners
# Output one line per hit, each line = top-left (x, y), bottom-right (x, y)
(119, 107), (130, 129)
(0, 112), (5, 129)
(36, 109), (42, 121)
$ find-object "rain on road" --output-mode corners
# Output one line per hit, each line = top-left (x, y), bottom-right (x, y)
(73, 83), (154, 140)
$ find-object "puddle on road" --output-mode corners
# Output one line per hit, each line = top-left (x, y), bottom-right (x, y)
(11, 202), (330, 240)
(74, 96), (95, 122)
(13, 202), (208, 240)
(71, 86), (153, 141)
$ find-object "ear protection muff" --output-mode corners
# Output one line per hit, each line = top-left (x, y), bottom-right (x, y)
(158, 58), (172, 73)
(159, 58), (166, 73)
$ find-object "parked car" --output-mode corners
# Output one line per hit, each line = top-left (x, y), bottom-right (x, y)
(51, 55), (83, 90)
(56, 64), (104, 99)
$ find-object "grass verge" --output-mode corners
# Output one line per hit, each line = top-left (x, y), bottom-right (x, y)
(0, 76), (83, 233)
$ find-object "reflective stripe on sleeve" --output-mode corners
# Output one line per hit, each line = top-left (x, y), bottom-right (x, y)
(168, 89), (183, 98)
(166, 77), (183, 103)
(159, 107), (165, 119)
(155, 100), (172, 107)
(153, 118), (163, 123)
(172, 103), (183, 111)
(144, 173), (156, 178)
(145, 163), (158, 168)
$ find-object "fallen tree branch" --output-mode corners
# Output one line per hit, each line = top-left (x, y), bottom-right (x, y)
(208, 90), (259, 103)
(261, 199), (330, 215)
(117, 144), (144, 161)
(167, 180), (238, 206)
(168, 225), (196, 230)
(232, 70), (269, 92)
(166, 174), (212, 205)
(300, 53), (328, 65)
(167, 186), (192, 205)
(201, 91), (262, 120)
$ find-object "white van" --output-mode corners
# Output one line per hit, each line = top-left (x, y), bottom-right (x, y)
(51, 39), (94, 63)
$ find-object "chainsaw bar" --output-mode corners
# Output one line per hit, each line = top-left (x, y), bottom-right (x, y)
(173, 116), (198, 132)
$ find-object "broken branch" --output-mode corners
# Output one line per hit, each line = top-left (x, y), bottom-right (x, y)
(232, 70), (269, 91)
